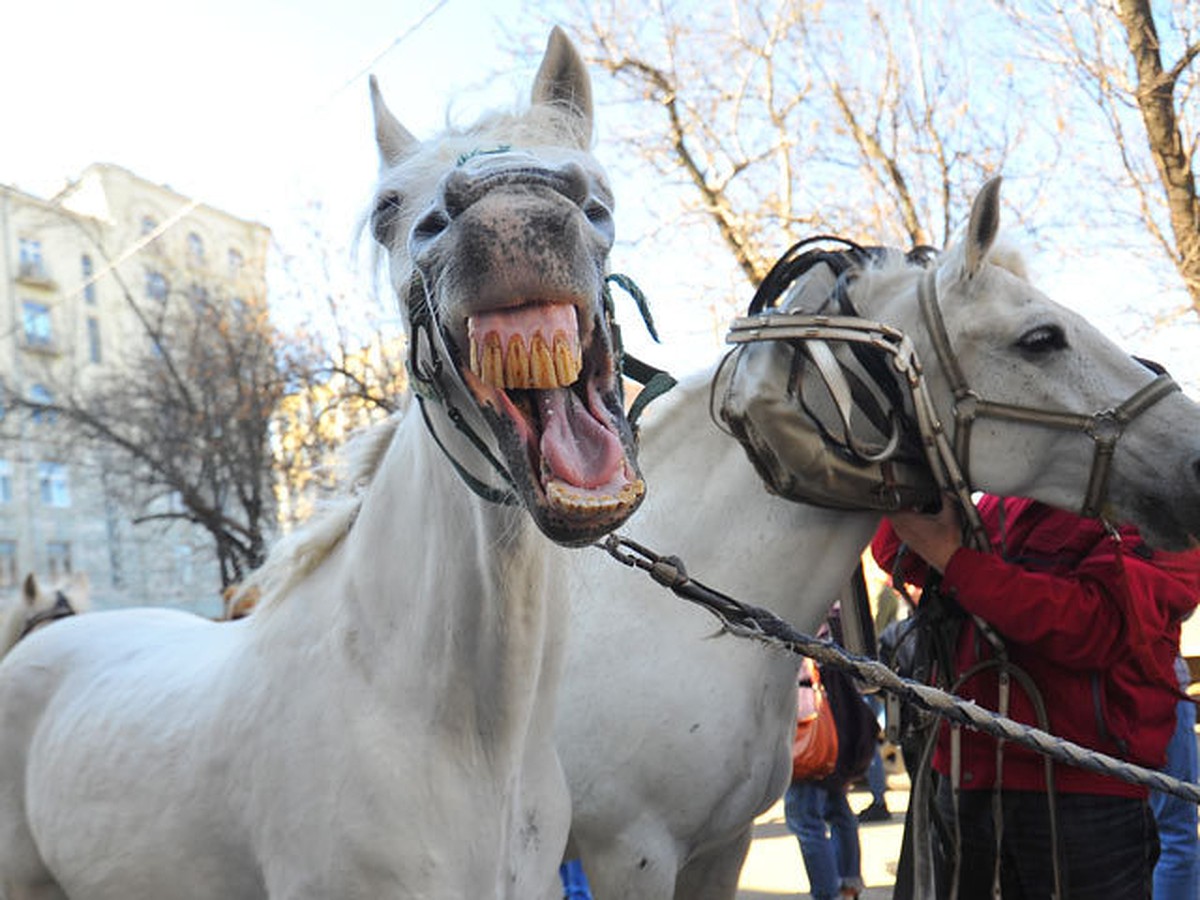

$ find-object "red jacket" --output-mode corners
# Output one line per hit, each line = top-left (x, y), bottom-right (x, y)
(872, 496), (1200, 797)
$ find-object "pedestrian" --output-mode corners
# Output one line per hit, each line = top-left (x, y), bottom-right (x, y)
(785, 610), (879, 900)
(856, 692), (892, 824)
(785, 655), (865, 900)
(873, 494), (1200, 899)
(1150, 655), (1200, 899)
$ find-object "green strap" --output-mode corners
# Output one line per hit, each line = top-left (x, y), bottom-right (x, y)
(604, 273), (677, 426)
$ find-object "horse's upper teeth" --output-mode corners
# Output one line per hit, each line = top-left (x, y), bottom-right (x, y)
(467, 305), (583, 390)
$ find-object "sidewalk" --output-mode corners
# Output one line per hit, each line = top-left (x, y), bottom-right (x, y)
(736, 778), (908, 900)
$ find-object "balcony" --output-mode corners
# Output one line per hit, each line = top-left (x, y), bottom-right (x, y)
(15, 261), (56, 289)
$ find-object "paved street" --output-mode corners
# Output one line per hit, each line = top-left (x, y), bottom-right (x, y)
(737, 778), (908, 900)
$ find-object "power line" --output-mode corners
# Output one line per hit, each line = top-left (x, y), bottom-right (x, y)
(322, 0), (450, 108)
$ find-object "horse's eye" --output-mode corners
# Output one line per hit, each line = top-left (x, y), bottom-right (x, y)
(372, 192), (404, 244)
(1016, 325), (1067, 355)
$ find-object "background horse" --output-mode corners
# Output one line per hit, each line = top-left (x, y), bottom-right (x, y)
(556, 177), (1200, 899)
(0, 574), (89, 659)
(0, 28), (642, 900)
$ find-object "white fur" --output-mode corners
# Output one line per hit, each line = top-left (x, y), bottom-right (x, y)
(557, 177), (1200, 898)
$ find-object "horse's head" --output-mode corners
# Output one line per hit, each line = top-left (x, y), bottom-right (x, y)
(14, 572), (88, 643)
(856, 178), (1200, 549)
(367, 28), (644, 546)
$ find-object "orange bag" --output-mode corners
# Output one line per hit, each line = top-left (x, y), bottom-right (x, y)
(791, 662), (839, 782)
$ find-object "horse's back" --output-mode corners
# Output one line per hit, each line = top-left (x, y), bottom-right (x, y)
(0, 608), (263, 900)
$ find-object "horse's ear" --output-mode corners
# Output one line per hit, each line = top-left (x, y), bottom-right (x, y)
(22, 573), (37, 608)
(531, 27), (593, 148)
(369, 75), (418, 168)
(964, 176), (1002, 278)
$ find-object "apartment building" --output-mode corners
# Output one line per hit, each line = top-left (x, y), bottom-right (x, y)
(0, 164), (270, 614)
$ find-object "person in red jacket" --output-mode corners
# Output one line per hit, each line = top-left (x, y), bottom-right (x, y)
(872, 494), (1200, 900)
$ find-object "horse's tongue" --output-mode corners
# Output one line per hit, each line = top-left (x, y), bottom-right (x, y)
(537, 388), (622, 490)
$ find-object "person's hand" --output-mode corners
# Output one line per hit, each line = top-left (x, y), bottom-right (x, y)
(887, 501), (963, 573)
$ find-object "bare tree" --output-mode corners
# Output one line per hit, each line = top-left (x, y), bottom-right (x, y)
(560, 0), (1031, 292)
(997, 1), (1199, 317)
(5, 253), (310, 589)
(266, 207), (409, 528)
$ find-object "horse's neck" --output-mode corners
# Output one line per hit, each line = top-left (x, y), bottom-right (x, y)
(333, 407), (565, 737)
(634, 368), (881, 634)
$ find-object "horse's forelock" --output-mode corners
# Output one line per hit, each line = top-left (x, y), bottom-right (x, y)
(987, 242), (1029, 280)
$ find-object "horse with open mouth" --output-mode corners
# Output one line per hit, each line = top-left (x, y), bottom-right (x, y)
(0, 28), (642, 900)
(557, 177), (1200, 899)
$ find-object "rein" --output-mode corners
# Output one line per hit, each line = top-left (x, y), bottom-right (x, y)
(591, 532), (1200, 803)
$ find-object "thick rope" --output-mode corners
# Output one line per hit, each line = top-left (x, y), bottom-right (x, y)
(594, 533), (1200, 804)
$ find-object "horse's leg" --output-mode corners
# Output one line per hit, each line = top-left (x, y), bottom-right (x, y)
(577, 831), (680, 900)
(671, 825), (754, 900)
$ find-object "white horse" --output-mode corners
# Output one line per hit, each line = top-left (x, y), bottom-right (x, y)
(0, 28), (644, 900)
(557, 177), (1200, 898)
(0, 574), (89, 659)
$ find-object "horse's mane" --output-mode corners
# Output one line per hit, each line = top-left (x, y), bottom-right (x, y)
(851, 236), (1029, 306)
(242, 414), (401, 612)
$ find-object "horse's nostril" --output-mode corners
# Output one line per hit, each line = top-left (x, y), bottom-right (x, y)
(442, 169), (472, 220)
(412, 209), (450, 243)
(559, 162), (590, 209)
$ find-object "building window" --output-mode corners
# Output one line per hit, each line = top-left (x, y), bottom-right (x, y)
(0, 541), (16, 589)
(145, 270), (169, 303)
(187, 232), (205, 266)
(188, 283), (209, 311)
(45, 541), (71, 579)
(81, 254), (96, 304)
(0, 460), (11, 504)
(37, 462), (70, 508)
(18, 237), (43, 273)
(21, 301), (53, 348)
(227, 247), (244, 280)
(87, 317), (102, 363)
(141, 216), (158, 235)
(28, 384), (56, 425)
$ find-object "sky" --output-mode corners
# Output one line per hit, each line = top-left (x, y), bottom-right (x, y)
(3, 0), (1197, 389)
(3, 0), (534, 243)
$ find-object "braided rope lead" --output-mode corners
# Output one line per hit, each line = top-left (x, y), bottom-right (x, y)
(595, 533), (1200, 804)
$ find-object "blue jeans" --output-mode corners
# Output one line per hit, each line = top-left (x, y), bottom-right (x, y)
(559, 859), (592, 899)
(865, 694), (887, 804)
(934, 782), (1158, 899)
(1150, 657), (1199, 900)
(785, 780), (864, 900)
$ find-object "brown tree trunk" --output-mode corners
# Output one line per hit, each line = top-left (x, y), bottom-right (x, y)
(1115, 0), (1200, 313)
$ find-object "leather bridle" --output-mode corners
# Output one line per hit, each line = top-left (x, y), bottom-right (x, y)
(914, 267), (1180, 525)
(725, 244), (1181, 551)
